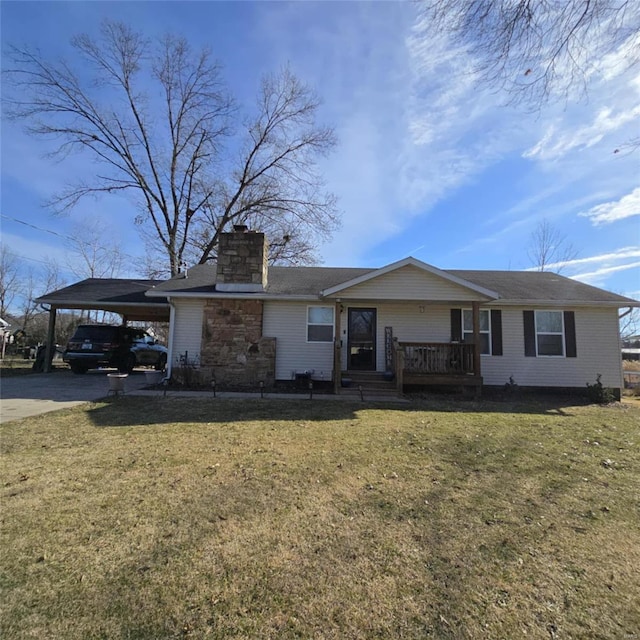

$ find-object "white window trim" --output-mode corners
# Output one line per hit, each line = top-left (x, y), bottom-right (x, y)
(534, 309), (565, 357)
(306, 305), (335, 343)
(462, 308), (491, 356)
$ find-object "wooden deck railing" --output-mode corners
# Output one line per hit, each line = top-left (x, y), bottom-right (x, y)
(399, 342), (476, 375)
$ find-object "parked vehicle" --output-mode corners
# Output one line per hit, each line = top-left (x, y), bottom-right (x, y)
(63, 325), (167, 374)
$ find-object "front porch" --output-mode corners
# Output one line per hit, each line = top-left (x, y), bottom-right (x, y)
(397, 341), (482, 392)
(334, 340), (483, 397)
(331, 300), (485, 397)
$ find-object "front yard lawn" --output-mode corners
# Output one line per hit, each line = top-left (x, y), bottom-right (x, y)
(1, 397), (639, 639)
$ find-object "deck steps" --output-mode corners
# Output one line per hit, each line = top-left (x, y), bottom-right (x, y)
(339, 371), (399, 398)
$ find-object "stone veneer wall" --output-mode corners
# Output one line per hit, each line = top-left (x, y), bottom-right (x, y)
(216, 231), (268, 288)
(200, 298), (276, 387)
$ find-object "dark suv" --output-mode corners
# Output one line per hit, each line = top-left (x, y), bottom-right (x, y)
(63, 325), (167, 374)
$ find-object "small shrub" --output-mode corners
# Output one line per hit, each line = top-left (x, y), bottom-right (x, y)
(171, 352), (201, 387)
(503, 375), (519, 397)
(586, 374), (616, 405)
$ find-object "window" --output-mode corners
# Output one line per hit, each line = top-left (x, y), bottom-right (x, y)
(535, 310), (564, 356)
(523, 310), (576, 358)
(307, 306), (334, 342)
(463, 309), (491, 355)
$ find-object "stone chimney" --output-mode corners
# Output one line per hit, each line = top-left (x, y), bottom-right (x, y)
(216, 225), (268, 292)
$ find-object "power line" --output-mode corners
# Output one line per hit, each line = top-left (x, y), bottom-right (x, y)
(1, 212), (142, 262)
(1, 213), (68, 240)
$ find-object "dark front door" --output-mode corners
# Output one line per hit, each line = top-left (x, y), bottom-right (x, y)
(348, 308), (376, 370)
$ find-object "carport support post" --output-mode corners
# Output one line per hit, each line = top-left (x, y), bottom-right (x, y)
(472, 301), (481, 378)
(43, 306), (57, 373)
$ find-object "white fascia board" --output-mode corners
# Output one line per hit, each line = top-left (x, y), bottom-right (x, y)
(36, 299), (168, 310)
(484, 300), (640, 308)
(216, 283), (265, 292)
(320, 256), (500, 299)
(157, 292), (323, 302)
(146, 288), (178, 298)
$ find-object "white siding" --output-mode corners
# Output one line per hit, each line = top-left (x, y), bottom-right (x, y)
(263, 301), (334, 381)
(339, 265), (487, 302)
(172, 300), (204, 367)
(482, 307), (623, 389)
(171, 297), (623, 390)
(342, 303), (622, 388)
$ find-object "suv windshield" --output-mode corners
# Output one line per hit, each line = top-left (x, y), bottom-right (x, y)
(71, 326), (119, 342)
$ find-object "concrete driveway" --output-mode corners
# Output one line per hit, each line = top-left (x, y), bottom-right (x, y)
(0, 369), (150, 424)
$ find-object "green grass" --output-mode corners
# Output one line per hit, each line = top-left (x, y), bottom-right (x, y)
(1, 397), (639, 639)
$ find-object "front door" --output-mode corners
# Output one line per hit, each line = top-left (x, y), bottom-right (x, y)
(348, 308), (376, 370)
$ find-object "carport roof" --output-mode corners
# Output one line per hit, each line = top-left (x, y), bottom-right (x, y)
(36, 278), (170, 322)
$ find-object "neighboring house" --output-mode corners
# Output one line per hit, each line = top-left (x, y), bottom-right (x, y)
(0, 316), (11, 359)
(622, 334), (640, 362)
(146, 226), (639, 398)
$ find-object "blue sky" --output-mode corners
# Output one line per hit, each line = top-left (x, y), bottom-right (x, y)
(1, 0), (639, 302)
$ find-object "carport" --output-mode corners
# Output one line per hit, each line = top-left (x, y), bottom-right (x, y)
(35, 278), (170, 372)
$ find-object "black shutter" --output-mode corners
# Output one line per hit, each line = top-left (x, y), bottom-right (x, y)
(451, 308), (462, 341)
(564, 311), (577, 357)
(523, 310), (536, 357)
(491, 309), (503, 356)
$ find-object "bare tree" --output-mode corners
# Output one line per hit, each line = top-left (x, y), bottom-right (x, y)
(66, 219), (124, 280)
(40, 259), (67, 297)
(527, 219), (578, 272)
(64, 221), (123, 323)
(18, 269), (40, 333)
(187, 68), (338, 267)
(418, 1), (640, 108)
(15, 259), (67, 340)
(620, 307), (639, 339)
(5, 21), (339, 276)
(0, 244), (21, 317)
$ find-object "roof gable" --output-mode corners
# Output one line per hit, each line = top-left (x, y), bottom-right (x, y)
(321, 257), (499, 300)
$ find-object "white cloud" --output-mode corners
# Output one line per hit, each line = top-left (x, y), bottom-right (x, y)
(527, 247), (640, 272)
(524, 105), (640, 162)
(572, 261), (640, 284)
(593, 32), (640, 83)
(579, 187), (640, 225)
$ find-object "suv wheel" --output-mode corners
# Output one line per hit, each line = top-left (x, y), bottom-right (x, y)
(119, 353), (136, 374)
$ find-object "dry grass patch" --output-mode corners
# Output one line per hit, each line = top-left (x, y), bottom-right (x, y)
(1, 397), (639, 639)
(0, 357), (37, 377)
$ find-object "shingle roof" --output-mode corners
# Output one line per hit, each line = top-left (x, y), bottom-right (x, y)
(147, 263), (638, 306)
(449, 270), (637, 305)
(36, 278), (170, 321)
(148, 264), (375, 295)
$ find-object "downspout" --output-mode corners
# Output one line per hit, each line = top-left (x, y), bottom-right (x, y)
(166, 298), (176, 379)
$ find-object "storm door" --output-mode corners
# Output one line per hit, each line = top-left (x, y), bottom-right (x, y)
(348, 308), (377, 370)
